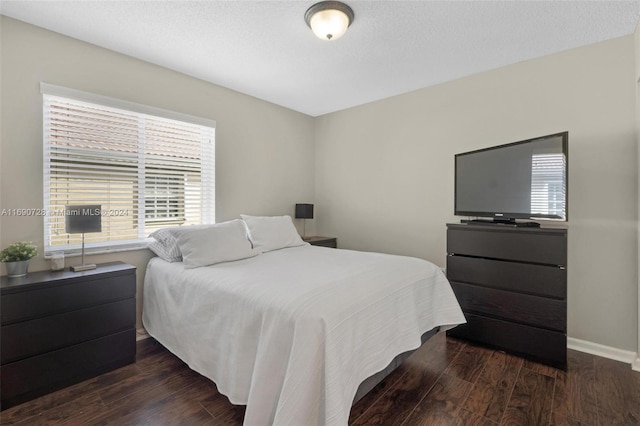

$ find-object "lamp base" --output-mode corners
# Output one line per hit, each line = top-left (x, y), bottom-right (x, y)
(70, 263), (96, 272)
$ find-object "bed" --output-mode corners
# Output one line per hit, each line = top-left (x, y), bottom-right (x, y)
(142, 216), (465, 425)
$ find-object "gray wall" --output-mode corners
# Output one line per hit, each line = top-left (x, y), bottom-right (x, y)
(0, 17), (316, 328)
(1, 16), (638, 354)
(315, 36), (638, 352)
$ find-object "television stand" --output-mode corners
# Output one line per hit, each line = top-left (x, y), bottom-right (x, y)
(461, 219), (540, 228)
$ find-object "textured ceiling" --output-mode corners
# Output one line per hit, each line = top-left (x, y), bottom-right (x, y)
(2, 1), (640, 116)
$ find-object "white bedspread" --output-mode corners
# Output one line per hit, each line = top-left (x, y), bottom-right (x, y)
(142, 245), (465, 425)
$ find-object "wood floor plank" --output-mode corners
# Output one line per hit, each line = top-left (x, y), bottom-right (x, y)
(349, 369), (435, 426)
(98, 350), (188, 405)
(208, 404), (246, 425)
(501, 367), (554, 426)
(350, 333), (464, 425)
(593, 356), (640, 425)
(0, 363), (140, 425)
(401, 373), (473, 426)
(348, 362), (407, 423)
(458, 409), (499, 425)
(65, 368), (204, 425)
(349, 333), (462, 423)
(12, 393), (105, 426)
(134, 345), (187, 375)
(198, 392), (238, 420)
(5, 335), (640, 426)
(443, 341), (492, 384)
(408, 332), (465, 368)
(523, 359), (558, 379)
(109, 375), (218, 426)
(550, 350), (597, 426)
(462, 351), (523, 422)
(135, 337), (166, 360)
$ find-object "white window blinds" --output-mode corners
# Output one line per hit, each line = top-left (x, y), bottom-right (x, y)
(531, 153), (566, 219)
(42, 84), (215, 255)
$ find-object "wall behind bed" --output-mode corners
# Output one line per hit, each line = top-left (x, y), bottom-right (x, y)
(314, 36), (638, 356)
(0, 16), (316, 328)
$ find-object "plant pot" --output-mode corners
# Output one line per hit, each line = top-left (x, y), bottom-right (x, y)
(5, 259), (30, 278)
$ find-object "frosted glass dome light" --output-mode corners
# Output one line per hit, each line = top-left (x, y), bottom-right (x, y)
(305, 1), (354, 41)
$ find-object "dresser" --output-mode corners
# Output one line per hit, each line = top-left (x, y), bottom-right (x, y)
(1, 262), (136, 409)
(445, 224), (567, 369)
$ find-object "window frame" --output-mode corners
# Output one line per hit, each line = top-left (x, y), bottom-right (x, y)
(41, 83), (216, 256)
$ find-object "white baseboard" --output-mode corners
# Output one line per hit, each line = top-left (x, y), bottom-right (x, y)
(568, 337), (637, 367)
(136, 327), (150, 341)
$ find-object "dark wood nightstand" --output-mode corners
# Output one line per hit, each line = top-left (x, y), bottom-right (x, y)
(0, 261), (137, 409)
(304, 236), (337, 248)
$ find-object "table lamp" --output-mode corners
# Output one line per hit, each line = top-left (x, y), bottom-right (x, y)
(65, 204), (102, 272)
(295, 203), (314, 239)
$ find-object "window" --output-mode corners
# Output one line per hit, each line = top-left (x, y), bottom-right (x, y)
(145, 175), (186, 224)
(530, 153), (566, 219)
(42, 84), (215, 256)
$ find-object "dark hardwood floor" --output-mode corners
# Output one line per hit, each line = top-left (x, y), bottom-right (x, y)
(2, 332), (639, 425)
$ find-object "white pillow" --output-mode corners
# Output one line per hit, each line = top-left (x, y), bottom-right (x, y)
(177, 219), (260, 269)
(240, 214), (306, 252)
(148, 224), (214, 262)
(147, 234), (182, 262)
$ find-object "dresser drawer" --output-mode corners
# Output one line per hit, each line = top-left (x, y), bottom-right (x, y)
(1, 299), (135, 364)
(447, 255), (566, 299)
(450, 282), (566, 332)
(447, 313), (566, 369)
(447, 226), (567, 265)
(1, 329), (135, 408)
(1, 273), (135, 325)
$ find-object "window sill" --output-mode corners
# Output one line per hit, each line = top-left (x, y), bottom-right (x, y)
(44, 242), (151, 259)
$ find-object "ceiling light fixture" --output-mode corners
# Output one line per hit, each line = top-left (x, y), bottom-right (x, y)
(304, 1), (354, 41)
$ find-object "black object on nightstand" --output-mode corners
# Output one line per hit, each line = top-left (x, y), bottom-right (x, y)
(445, 224), (567, 370)
(304, 236), (337, 248)
(0, 261), (136, 409)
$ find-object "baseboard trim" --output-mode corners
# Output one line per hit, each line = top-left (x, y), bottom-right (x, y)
(136, 327), (150, 341)
(568, 337), (637, 367)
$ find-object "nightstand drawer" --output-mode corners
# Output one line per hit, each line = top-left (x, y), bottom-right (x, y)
(450, 282), (566, 332)
(310, 239), (337, 248)
(1, 299), (135, 364)
(447, 255), (565, 299)
(1, 273), (135, 325)
(447, 227), (567, 265)
(305, 236), (337, 248)
(0, 329), (135, 408)
(447, 313), (566, 369)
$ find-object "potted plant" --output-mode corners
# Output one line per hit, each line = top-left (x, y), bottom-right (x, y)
(0, 242), (38, 277)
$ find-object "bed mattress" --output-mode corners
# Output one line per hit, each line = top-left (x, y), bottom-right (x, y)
(143, 245), (465, 425)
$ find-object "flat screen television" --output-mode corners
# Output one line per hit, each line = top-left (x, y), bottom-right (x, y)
(455, 132), (568, 226)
